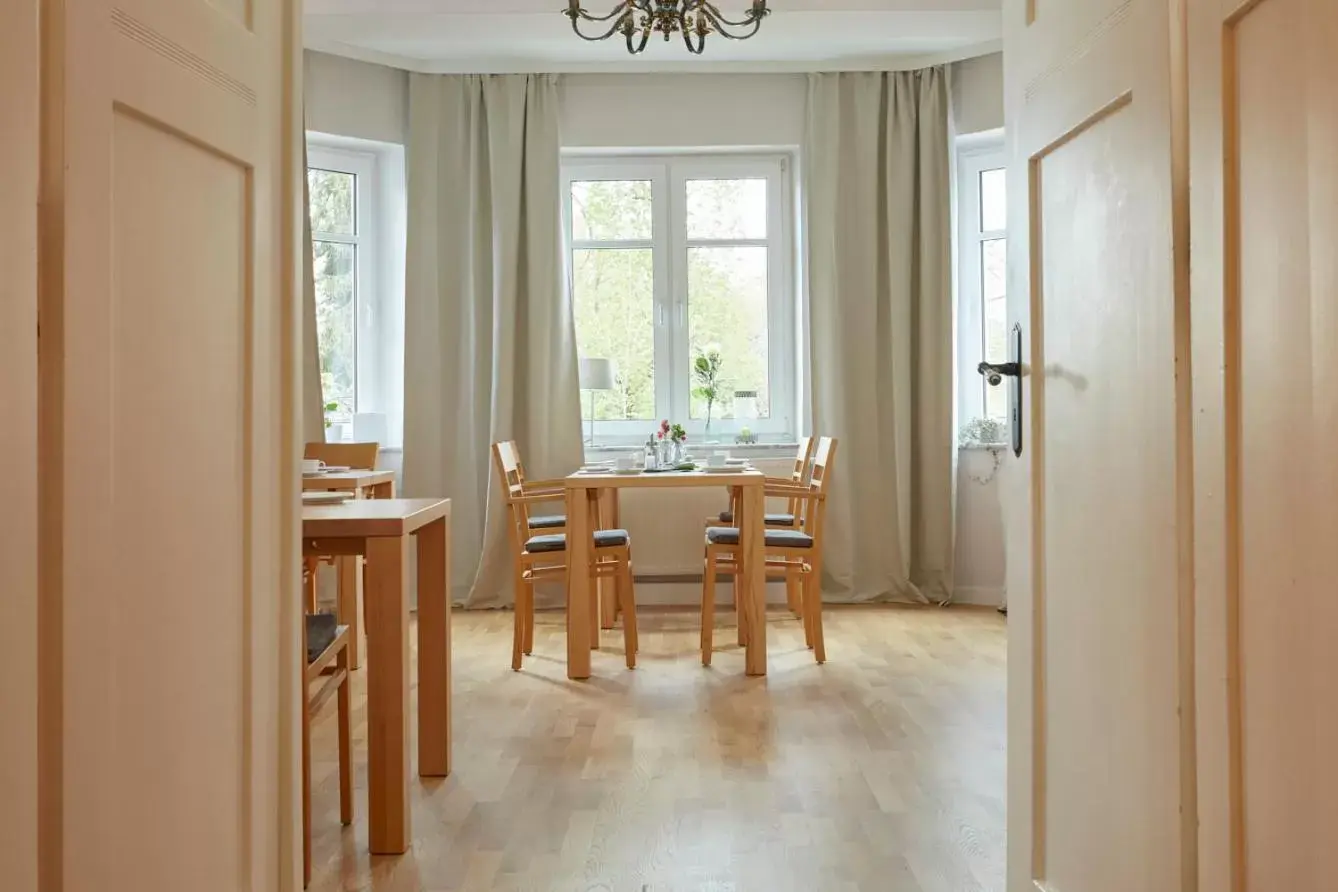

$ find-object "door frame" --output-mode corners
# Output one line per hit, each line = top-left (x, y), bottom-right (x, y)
(0, 2), (39, 891)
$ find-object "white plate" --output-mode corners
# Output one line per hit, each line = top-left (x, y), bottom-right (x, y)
(580, 463), (614, 472)
(612, 468), (644, 475)
(321, 465), (352, 473)
(701, 466), (746, 474)
(302, 471), (326, 478)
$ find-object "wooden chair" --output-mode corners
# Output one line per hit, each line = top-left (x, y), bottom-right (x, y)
(706, 436), (815, 530)
(492, 441), (638, 671)
(701, 437), (838, 666)
(496, 439), (568, 535)
(301, 565), (354, 887)
(305, 441), (380, 470)
(704, 437), (815, 619)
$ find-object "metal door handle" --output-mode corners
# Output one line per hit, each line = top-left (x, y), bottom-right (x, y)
(977, 361), (1021, 387)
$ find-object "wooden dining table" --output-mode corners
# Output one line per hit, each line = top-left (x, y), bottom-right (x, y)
(564, 468), (769, 678)
(302, 497), (451, 855)
(303, 469), (396, 667)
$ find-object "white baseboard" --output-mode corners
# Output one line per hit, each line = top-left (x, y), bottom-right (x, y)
(953, 585), (1006, 607)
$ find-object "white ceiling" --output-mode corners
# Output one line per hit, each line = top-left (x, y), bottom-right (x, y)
(304, 0), (1002, 74)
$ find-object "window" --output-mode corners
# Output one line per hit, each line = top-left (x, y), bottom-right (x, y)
(307, 145), (378, 431)
(564, 156), (795, 443)
(956, 137), (1009, 425)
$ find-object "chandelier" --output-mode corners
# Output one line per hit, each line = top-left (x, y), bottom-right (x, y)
(563, 1), (771, 55)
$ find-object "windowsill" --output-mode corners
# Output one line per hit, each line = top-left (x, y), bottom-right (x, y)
(585, 441), (801, 461)
(959, 443), (1008, 452)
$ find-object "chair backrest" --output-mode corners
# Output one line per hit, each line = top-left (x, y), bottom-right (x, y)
(790, 436), (814, 484)
(305, 442), (380, 470)
(800, 437), (838, 544)
(782, 436), (815, 516)
(491, 441), (532, 555)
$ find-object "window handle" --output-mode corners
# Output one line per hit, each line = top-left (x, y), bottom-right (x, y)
(656, 305), (666, 327)
(676, 304), (685, 328)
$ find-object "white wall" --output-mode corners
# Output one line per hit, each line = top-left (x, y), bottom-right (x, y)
(304, 51), (408, 145)
(955, 449), (1007, 605)
(561, 73), (806, 148)
(951, 52), (1004, 134)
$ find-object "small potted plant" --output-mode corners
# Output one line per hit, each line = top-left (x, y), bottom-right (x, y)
(959, 417), (1007, 448)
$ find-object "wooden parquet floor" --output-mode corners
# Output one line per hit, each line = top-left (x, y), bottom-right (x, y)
(307, 605), (1006, 892)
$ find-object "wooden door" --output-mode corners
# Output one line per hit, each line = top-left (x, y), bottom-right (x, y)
(1, 3), (39, 892)
(43, 1), (302, 889)
(1002, 2), (1195, 890)
(1190, 2), (1338, 890)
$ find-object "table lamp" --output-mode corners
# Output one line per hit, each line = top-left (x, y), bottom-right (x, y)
(578, 357), (617, 446)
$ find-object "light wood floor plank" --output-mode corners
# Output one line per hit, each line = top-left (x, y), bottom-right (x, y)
(306, 605), (1005, 892)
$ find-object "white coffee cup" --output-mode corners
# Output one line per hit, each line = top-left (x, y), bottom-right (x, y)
(302, 459), (325, 475)
(707, 452), (728, 468)
(615, 456), (635, 471)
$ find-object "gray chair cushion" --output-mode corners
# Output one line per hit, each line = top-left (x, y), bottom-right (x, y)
(705, 526), (815, 549)
(306, 613), (345, 664)
(526, 529), (631, 554)
(717, 511), (797, 526)
(528, 514), (567, 530)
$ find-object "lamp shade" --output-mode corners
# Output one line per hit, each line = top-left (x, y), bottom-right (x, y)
(578, 357), (617, 391)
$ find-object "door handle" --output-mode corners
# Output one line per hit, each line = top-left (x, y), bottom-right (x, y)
(977, 361), (1021, 387)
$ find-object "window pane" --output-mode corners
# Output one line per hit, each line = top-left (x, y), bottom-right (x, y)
(982, 237), (1008, 421)
(687, 246), (769, 422)
(572, 248), (655, 421)
(686, 179), (767, 240)
(982, 237), (1006, 302)
(570, 180), (653, 241)
(980, 168), (1007, 232)
(313, 240), (356, 416)
(309, 168), (355, 235)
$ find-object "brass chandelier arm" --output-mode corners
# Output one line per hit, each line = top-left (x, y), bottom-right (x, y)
(565, 0), (631, 22)
(565, 8), (634, 42)
(699, 0), (770, 29)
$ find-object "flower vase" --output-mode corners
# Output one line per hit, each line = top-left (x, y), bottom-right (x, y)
(658, 439), (673, 469)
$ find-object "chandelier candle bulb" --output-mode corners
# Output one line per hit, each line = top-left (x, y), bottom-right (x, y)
(564, 0), (771, 56)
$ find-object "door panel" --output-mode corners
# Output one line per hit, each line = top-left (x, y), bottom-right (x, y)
(50, 0), (299, 889)
(1191, 2), (1338, 890)
(1004, 1), (1194, 890)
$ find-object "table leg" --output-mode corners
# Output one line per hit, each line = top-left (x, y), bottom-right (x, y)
(364, 535), (411, 854)
(739, 482), (768, 677)
(416, 515), (451, 778)
(566, 487), (593, 679)
(372, 480), (395, 499)
(336, 555), (364, 669)
(599, 488), (619, 630)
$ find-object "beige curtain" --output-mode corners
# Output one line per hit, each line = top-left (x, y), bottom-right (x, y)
(301, 135), (325, 443)
(805, 69), (955, 604)
(403, 74), (583, 608)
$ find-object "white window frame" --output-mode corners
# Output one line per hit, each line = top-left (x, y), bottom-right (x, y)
(307, 143), (380, 435)
(562, 153), (796, 444)
(955, 133), (1008, 426)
